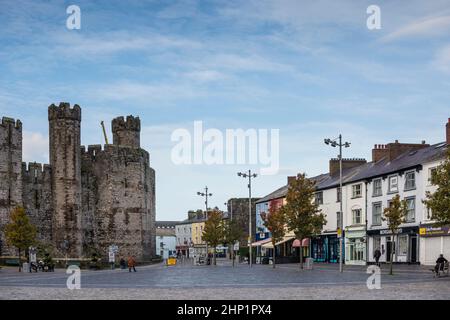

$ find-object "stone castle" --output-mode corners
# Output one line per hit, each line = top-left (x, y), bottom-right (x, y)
(0, 103), (156, 261)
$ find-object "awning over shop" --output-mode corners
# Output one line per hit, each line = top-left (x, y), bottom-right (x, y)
(262, 236), (295, 249)
(292, 238), (310, 247)
(251, 238), (272, 247)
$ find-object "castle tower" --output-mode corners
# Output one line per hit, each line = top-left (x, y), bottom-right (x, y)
(112, 116), (140, 148)
(48, 102), (82, 257)
(0, 117), (23, 255)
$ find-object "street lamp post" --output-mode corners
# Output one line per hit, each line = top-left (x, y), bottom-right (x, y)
(197, 186), (212, 263)
(324, 134), (350, 273)
(237, 170), (257, 267)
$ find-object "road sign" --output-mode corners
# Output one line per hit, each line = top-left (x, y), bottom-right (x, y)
(108, 251), (115, 263)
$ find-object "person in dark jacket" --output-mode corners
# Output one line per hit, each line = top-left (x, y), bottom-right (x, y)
(435, 254), (448, 274)
(374, 248), (382, 267)
(119, 258), (126, 270)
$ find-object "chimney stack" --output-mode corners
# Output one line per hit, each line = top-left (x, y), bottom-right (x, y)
(372, 140), (430, 162)
(287, 176), (296, 185)
(329, 158), (367, 177)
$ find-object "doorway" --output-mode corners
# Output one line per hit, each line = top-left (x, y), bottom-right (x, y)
(410, 236), (417, 263)
(386, 237), (392, 262)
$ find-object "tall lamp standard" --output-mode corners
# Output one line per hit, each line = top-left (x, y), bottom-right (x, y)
(197, 187), (212, 262)
(237, 170), (257, 267)
(324, 135), (350, 273)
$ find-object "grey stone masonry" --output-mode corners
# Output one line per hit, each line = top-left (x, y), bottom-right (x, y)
(0, 117), (22, 255)
(0, 103), (156, 261)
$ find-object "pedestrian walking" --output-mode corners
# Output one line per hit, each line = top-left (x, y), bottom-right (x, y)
(128, 255), (137, 272)
(120, 258), (126, 270)
(374, 248), (381, 267)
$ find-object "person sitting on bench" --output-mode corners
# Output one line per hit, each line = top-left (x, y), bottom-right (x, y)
(434, 254), (448, 274)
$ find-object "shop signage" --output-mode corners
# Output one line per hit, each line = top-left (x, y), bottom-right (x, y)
(419, 225), (450, 237)
(367, 226), (418, 236)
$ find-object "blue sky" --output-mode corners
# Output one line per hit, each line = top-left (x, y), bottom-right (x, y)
(1, 0), (450, 220)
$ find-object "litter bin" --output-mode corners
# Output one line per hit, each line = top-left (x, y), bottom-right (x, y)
(304, 258), (314, 270)
(22, 262), (29, 272)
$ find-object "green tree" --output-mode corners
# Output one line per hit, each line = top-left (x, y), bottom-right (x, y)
(261, 204), (286, 268)
(202, 209), (225, 266)
(5, 207), (37, 271)
(423, 149), (450, 225)
(223, 217), (244, 267)
(284, 173), (326, 269)
(382, 194), (407, 275)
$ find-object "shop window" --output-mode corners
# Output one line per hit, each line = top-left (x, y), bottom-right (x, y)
(373, 237), (381, 253)
(398, 235), (408, 256)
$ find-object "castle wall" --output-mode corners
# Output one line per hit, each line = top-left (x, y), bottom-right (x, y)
(81, 144), (155, 260)
(0, 104), (156, 261)
(0, 117), (22, 255)
(48, 103), (83, 257)
(21, 162), (53, 245)
(112, 116), (140, 148)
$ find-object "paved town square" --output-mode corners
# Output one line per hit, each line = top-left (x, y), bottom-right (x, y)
(1, 1), (450, 304)
(1, 260), (449, 300)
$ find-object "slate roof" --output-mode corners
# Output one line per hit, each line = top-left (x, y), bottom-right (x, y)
(256, 142), (448, 202)
(255, 173), (329, 204)
(316, 141), (447, 190)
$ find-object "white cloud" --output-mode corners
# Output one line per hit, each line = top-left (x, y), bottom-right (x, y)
(22, 131), (49, 163)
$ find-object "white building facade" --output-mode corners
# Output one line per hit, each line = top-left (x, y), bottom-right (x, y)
(419, 146), (450, 265)
(175, 221), (192, 257)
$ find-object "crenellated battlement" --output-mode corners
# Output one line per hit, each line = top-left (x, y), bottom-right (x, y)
(22, 162), (52, 180)
(1, 116), (22, 130)
(81, 144), (150, 166)
(48, 102), (81, 121)
(112, 115), (141, 132)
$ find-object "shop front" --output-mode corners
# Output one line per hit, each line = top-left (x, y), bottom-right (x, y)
(367, 226), (419, 264)
(419, 224), (450, 266)
(345, 229), (366, 265)
(176, 245), (190, 258)
(311, 233), (339, 263)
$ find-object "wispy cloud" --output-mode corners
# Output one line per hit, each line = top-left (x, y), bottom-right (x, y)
(381, 15), (450, 43)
